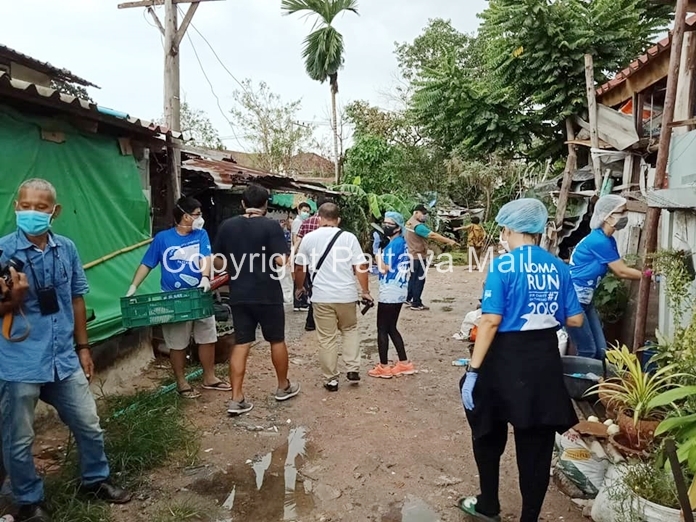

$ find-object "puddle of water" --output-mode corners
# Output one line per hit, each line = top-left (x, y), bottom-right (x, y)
(191, 426), (314, 521)
(381, 496), (440, 522)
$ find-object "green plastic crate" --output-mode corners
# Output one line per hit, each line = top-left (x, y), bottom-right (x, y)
(120, 288), (215, 328)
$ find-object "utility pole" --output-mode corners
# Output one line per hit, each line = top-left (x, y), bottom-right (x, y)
(633, 0), (690, 352)
(118, 0), (224, 205)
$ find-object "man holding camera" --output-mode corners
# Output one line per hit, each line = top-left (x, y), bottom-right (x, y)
(294, 203), (372, 392)
(0, 179), (131, 522)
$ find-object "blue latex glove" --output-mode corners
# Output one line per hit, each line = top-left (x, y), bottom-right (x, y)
(461, 371), (478, 410)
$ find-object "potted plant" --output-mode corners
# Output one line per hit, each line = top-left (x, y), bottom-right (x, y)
(593, 273), (629, 345)
(587, 345), (685, 450)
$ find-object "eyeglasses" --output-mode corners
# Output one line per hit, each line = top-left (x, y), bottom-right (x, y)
(190, 212), (202, 218)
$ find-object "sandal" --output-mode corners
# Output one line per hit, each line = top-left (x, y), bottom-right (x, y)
(202, 380), (232, 391)
(177, 387), (201, 399)
(456, 497), (501, 522)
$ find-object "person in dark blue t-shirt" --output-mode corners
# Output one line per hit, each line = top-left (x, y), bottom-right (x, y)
(458, 198), (584, 522)
(127, 196), (230, 399)
(568, 195), (650, 360)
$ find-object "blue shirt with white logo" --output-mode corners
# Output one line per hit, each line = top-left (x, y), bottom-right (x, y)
(569, 229), (621, 305)
(379, 236), (410, 304)
(141, 228), (212, 292)
(482, 245), (582, 332)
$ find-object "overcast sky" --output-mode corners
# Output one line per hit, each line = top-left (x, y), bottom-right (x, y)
(4, 0), (488, 151)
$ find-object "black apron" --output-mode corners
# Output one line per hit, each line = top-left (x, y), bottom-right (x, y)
(460, 328), (578, 440)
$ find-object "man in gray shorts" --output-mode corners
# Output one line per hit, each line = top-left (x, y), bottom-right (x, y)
(127, 196), (230, 398)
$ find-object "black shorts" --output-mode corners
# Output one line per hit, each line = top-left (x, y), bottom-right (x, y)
(230, 304), (285, 345)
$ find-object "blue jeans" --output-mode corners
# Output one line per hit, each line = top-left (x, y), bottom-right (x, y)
(0, 369), (110, 505)
(567, 303), (607, 360)
(406, 257), (427, 307)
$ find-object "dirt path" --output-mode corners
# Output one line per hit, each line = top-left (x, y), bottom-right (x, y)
(102, 266), (585, 522)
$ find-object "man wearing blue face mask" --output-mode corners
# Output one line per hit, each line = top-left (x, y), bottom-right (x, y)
(127, 196), (229, 398)
(0, 179), (132, 522)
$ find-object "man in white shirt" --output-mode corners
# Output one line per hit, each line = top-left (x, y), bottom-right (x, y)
(294, 203), (372, 392)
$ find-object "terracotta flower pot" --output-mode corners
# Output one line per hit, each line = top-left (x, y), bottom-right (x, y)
(617, 411), (661, 450)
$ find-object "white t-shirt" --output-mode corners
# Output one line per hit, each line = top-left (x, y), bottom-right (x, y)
(291, 217), (303, 236)
(296, 227), (368, 304)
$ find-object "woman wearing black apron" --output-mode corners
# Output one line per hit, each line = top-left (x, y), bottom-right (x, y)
(458, 199), (584, 522)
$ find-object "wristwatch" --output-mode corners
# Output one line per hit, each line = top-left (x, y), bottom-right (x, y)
(76, 343), (91, 352)
(467, 365), (479, 374)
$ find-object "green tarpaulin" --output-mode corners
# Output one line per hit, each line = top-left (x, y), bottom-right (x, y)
(271, 193), (316, 212)
(0, 105), (160, 343)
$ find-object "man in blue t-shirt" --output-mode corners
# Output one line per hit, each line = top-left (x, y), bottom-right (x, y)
(127, 197), (230, 398)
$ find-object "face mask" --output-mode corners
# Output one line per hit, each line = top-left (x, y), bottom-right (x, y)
(613, 216), (628, 230)
(192, 216), (205, 230)
(382, 224), (398, 237)
(499, 232), (510, 253)
(16, 209), (54, 236)
(300, 211), (310, 220)
(417, 215), (427, 223)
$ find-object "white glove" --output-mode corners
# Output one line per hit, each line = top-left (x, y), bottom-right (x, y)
(198, 276), (211, 292)
(126, 284), (137, 297)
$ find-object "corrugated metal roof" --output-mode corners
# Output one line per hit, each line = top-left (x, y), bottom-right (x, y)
(0, 44), (98, 88)
(596, 15), (696, 98)
(0, 71), (181, 139)
(182, 157), (342, 195)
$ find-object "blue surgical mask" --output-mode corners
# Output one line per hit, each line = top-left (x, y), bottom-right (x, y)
(300, 211), (310, 220)
(16, 209), (54, 236)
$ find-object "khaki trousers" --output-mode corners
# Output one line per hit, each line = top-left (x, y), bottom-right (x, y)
(312, 302), (360, 380)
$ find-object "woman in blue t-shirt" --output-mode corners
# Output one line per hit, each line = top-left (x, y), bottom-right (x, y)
(567, 195), (650, 360)
(368, 212), (414, 379)
(458, 199), (584, 522)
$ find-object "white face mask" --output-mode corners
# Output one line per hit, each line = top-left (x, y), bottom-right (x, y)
(499, 231), (510, 253)
(192, 216), (205, 230)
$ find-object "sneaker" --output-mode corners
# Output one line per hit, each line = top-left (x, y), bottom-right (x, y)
(324, 379), (339, 392)
(391, 361), (416, 376)
(227, 399), (254, 416)
(275, 381), (301, 401)
(346, 371), (360, 383)
(368, 364), (393, 379)
(410, 305), (430, 311)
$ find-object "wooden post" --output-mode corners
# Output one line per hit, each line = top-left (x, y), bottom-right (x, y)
(633, 0), (689, 352)
(551, 118), (578, 252)
(585, 54), (602, 193)
(674, 30), (696, 134)
(118, 0), (225, 203)
(665, 439), (694, 522)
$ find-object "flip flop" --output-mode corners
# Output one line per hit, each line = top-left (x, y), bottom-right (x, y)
(456, 497), (501, 522)
(202, 381), (232, 392)
(177, 387), (201, 399)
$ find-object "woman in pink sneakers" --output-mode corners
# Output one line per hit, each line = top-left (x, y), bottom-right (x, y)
(368, 212), (415, 379)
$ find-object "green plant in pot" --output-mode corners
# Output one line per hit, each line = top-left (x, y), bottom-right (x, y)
(593, 273), (629, 325)
(587, 345), (685, 450)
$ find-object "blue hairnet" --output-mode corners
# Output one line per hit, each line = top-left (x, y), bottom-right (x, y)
(385, 211), (405, 229)
(495, 198), (548, 234)
(590, 195), (627, 230)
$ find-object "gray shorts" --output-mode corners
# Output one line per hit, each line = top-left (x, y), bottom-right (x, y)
(162, 315), (218, 351)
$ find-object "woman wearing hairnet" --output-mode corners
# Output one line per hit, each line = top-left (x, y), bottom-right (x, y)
(458, 199), (584, 522)
(567, 195), (650, 360)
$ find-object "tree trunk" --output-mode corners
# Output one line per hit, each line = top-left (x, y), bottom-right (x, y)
(331, 87), (340, 184)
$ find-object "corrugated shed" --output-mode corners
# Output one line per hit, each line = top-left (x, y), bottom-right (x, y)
(0, 71), (180, 138)
(0, 44), (98, 87)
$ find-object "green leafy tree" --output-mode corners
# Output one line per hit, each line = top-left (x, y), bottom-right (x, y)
(229, 79), (314, 173)
(50, 80), (93, 102)
(281, 0), (359, 183)
(480, 0), (673, 121)
(180, 101), (224, 150)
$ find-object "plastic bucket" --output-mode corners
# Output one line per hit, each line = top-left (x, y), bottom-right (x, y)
(640, 347), (658, 375)
(561, 356), (614, 401)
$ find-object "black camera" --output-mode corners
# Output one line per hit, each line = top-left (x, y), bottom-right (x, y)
(0, 250), (25, 300)
(360, 297), (375, 316)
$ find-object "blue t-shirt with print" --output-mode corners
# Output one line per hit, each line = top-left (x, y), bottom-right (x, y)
(482, 245), (583, 333)
(141, 228), (212, 292)
(569, 229), (621, 304)
(379, 236), (410, 304)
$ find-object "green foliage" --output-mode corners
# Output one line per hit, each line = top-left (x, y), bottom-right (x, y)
(281, 0), (359, 91)
(50, 80), (93, 103)
(480, 0), (672, 122)
(180, 101), (224, 150)
(230, 79), (315, 173)
(593, 273), (629, 324)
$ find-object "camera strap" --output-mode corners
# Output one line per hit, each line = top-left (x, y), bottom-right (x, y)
(2, 306), (30, 342)
(310, 230), (344, 286)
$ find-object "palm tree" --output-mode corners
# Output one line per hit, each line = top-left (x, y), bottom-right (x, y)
(281, 0), (359, 183)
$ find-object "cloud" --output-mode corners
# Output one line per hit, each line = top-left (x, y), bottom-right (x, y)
(3, 0), (487, 151)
